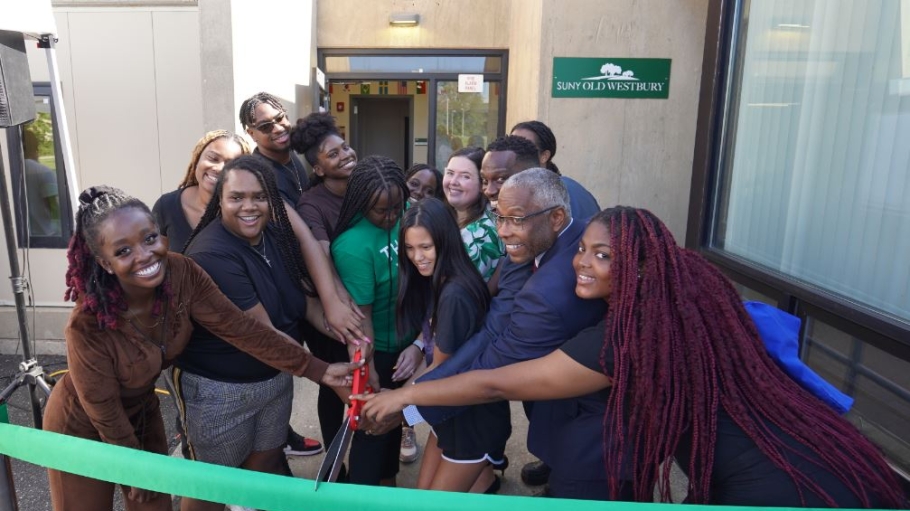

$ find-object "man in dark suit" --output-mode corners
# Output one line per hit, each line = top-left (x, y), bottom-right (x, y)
(399, 169), (610, 500)
(479, 136), (600, 489)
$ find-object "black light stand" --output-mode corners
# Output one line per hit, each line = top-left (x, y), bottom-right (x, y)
(0, 127), (55, 511)
(0, 130), (53, 428)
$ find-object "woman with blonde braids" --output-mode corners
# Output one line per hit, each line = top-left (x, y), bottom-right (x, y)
(153, 131), (250, 252)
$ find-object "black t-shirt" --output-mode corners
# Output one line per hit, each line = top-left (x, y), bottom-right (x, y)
(254, 148), (311, 206)
(559, 320), (875, 507)
(432, 280), (484, 356)
(177, 221), (307, 383)
(152, 189), (194, 253)
(295, 182), (343, 242)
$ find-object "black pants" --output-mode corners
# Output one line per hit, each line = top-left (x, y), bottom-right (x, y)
(348, 348), (404, 485)
(302, 321), (349, 447)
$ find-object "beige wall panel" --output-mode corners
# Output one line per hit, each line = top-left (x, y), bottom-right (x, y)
(67, 11), (161, 206)
(506, 0), (543, 126)
(536, 0), (709, 240)
(317, 0), (511, 49)
(152, 10), (203, 190)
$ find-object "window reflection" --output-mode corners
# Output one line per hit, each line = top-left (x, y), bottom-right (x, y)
(21, 96), (62, 237)
(714, 1), (910, 323)
(435, 81), (500, 169)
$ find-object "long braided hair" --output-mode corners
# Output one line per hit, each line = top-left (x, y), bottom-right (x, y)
(595, 207), (904, 507)
(333, 155), (409, 349)
(177, 130), (250, 188)
(64, 186), (169, 329)
(332, 155), (409, 242)
(184, 155), (315, 295)
(511, 120), (561, 175)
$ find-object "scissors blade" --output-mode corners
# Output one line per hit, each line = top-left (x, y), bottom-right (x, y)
(326, 425), (353, 483)
(314, 417), (352, 490)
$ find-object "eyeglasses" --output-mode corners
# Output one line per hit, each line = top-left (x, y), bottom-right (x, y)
(251, 112), (288, 134)
(491, 205), (559, 230)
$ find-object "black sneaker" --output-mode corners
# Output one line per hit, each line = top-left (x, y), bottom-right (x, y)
(284, 427), (324, 456)
(520, 460), (551, 486)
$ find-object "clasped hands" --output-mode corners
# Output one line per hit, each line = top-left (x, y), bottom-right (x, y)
(350, 386), (411, 435)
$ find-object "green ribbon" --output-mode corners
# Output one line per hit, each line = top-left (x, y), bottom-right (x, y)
(0, 422), (816, 511)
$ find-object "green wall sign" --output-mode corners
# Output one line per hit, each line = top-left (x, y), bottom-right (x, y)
(552, 57), (671, 99)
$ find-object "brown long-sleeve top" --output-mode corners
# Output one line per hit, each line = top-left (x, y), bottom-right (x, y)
(59, 252), (328, 450)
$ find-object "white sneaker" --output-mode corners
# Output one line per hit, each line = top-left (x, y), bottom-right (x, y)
(399, 426), (418, 463)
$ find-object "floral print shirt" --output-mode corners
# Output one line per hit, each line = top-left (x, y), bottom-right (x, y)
(461, 210), (504, 281)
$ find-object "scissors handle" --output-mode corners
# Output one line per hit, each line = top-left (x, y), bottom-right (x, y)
(349, 348), (370, 429)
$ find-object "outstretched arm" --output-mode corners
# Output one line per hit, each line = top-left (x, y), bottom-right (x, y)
(284, 203), (366, 344)
(356, 349), (611, 423)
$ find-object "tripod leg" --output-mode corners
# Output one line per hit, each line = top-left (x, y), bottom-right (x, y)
(35, 376), (52, 399)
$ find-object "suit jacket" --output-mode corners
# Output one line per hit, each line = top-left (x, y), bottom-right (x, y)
(417, 219), (607, 435)
(562, 176), (601, 220)
(415, 256), (532, 389)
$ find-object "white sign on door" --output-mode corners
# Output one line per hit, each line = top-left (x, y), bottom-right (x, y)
(458, 74), (484, 93)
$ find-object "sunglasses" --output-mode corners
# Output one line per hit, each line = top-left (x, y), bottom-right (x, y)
(251, 112), (288, 134)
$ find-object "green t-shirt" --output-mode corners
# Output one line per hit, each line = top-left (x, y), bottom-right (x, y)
(332, 216), (404, 352)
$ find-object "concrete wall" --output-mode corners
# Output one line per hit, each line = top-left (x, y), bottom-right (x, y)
(1, 0), (710, 352)
(529, 0), (709, 240)
(505, 0), (543, 124)
(317, 0), (511, 49)
(0, 5), (204, 352)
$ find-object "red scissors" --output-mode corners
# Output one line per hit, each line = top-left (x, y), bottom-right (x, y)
(314, 348), (370, 490)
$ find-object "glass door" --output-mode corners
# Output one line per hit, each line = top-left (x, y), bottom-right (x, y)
(433, 80), (501, 170)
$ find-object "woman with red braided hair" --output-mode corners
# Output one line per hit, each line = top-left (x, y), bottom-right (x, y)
(44, 186), (359, 511)
(358, 206), (906, 507)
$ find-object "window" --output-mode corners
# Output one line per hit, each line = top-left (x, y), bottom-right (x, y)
(434, 80), (501, 170)
(692, 0), (910, 472)
(803, 316), (910, 473)
(712, 1), (910, 324)
(319, 49), (508, 168)
(6, 83), (72, 248)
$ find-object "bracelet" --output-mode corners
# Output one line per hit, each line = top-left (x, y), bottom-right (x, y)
(412, 339), (425, 350)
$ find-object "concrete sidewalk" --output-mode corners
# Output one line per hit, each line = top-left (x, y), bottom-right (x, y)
(285, 376), (537, 496)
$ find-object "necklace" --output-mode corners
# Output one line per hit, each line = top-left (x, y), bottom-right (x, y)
(125, 309), (162, 329)
(282, 156), (304, 197)
(253, 232), (271, 267)
(126, 303), (169, 355)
